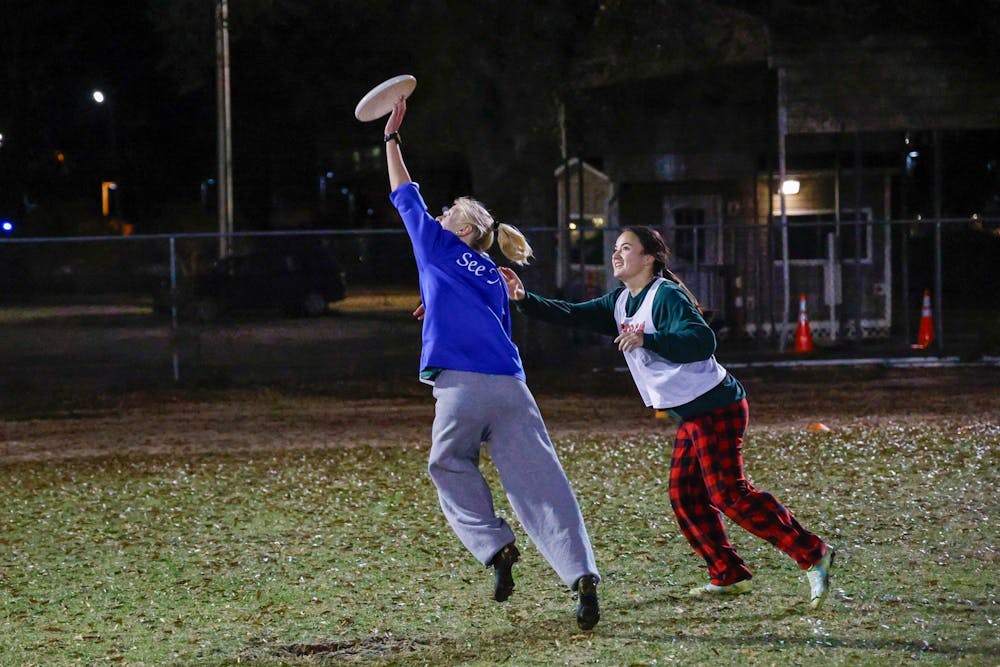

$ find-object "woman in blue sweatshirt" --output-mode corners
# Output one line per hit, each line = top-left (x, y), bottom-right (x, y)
(383, 97), (600, 630)
(501, 226), (835, 610)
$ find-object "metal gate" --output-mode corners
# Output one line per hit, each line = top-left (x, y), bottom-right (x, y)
(662, 195), (726, 320)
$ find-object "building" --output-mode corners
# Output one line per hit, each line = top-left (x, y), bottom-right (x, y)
(558, 27), (1000, 346)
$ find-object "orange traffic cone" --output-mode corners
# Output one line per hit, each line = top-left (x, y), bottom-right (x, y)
(912, 289), (934, 349)
(794, 293), (814, 353)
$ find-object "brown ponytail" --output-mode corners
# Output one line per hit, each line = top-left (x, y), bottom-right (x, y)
(622, 226), (702, 311)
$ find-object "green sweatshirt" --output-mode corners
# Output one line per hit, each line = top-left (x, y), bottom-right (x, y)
(515, 278), (745, 420)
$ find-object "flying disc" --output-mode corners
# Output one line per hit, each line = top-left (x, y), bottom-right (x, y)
(354, 75), (417, 122)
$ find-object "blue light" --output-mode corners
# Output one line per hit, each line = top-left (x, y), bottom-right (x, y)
(1, 219), (13, 233)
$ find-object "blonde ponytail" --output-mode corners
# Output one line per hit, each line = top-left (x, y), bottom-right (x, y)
(450, 196), (534, 266)
(493, 223), (534, 266)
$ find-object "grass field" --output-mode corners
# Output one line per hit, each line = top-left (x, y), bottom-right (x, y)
(1, 369), (998, 665)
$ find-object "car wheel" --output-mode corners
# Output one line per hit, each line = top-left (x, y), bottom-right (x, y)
(302, 290), (327, 317)
(195, 298), (219, 323)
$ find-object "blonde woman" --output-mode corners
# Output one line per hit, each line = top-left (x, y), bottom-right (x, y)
(383, 97), (600, 630)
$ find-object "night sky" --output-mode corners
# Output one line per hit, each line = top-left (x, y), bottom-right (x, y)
(2, 1), (998, 238)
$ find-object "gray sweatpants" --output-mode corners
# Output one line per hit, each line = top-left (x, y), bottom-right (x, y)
(429, 369), (599, 589)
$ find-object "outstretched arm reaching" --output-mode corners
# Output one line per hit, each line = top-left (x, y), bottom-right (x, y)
(499, 267), (619, 337)
(384, 97), (411, 191)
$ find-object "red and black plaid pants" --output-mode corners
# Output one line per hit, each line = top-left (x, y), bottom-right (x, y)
(669, 398), (824, 586)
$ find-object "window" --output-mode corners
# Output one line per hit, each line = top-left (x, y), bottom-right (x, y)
(771, 209), (873, 262)
(673, 207), (707, 263)
(568, 220), (605, 266)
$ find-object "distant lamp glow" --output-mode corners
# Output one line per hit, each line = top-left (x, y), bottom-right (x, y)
(908, 150), (920, 158)
(781, 179), (800, 195)
(0, 132), (5, 147)
(568, 222), (578, 230)
(592, 217), (606, 228)
(101, 181), (118, 216)
(1, 220), (13, 234)
(92, 90), (106, 104)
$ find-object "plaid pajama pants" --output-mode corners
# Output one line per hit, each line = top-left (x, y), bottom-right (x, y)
(669, 398), (825, 586)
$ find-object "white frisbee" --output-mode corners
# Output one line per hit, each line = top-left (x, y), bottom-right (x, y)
(354, 75), (417, 122)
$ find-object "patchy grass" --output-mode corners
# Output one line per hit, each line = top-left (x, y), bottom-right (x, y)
(1, 416), (998, 665)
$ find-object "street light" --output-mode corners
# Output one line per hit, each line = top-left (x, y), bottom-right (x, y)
(91, 89), (123, 226)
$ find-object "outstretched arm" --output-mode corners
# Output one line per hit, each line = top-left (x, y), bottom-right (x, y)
(384, 97), (411, 191)
(499, 267), (619, 336)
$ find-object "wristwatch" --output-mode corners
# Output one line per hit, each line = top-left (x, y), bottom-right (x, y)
(384, 131), (401, 145)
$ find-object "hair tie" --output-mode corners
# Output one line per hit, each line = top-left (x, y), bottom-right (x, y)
(492, 221), (501, 232)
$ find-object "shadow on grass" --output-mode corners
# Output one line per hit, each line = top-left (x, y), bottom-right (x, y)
(249, 623), (998, 664)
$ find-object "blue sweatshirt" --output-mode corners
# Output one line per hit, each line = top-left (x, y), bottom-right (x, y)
(390, 182), (525, 382)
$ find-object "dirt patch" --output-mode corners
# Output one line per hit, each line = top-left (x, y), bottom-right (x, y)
(2, 367), (997, 466)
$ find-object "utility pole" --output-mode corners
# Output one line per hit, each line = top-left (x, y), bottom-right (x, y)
(216, 0), (234, 258)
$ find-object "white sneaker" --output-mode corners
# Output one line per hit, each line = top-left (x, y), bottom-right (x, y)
(688, 579), (753, 597)
(806, 547), (835, 609)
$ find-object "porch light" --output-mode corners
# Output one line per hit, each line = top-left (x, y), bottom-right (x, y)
(781, 179), (800, 195)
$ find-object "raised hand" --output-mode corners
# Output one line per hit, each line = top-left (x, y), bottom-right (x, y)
(384, 96), (406, 136)
(498, 267), (526, 301)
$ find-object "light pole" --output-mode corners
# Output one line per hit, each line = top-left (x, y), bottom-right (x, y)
(91, 89), (119, 170)
(92, 89), (122, 220)
(215, 0), (234, 258)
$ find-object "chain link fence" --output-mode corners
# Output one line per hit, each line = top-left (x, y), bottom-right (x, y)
(1, 219), (997, 402)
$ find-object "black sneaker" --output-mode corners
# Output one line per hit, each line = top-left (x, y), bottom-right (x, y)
(575, 574), (600, 631)
(488, 543), (519, 602)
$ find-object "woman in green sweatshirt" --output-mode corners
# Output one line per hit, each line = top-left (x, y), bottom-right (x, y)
(499, 225), (835, 610)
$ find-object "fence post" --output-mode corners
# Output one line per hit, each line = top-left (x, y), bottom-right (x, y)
(901, 221), (910, 345)
(169, 236), (180, 382)
(934, 220), (944, 350)
(933, 130), (944, 351)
